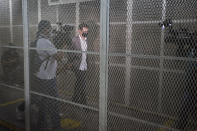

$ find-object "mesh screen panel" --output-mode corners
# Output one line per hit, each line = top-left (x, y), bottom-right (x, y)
(108, 0), (197, 131)
(28, 0), (100, 130)
(0, 0), (25, 127)
(0, 0), (197, 131)
(0, 0), (10, 25)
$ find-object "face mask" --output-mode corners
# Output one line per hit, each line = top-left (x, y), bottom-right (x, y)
(82, 32), (88, 38)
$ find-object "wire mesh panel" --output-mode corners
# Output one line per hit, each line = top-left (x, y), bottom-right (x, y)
(0, 1), (24, 96)
(0, 48), (24, 87)
(0, 0), (10, 26)
(28, 0), (100, 130)
(1, 0), (197, 130)
(108, 0), (197, 131)
(162, 0), (197, 130)
(0, 0), (25, 130)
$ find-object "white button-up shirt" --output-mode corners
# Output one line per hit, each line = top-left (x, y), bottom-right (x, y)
(79, 35), (87, 71)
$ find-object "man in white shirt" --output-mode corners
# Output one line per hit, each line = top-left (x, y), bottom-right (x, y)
(70, 23), (89, 105)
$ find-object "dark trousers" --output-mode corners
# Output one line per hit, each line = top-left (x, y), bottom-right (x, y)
(33, 77), (61, 130)
(72, 70), (87, 105)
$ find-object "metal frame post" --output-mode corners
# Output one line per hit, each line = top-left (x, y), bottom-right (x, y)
(75, 2), (80, 34)
(38, 0), (41, 23)
(158, 0), (166, 112)
(125, 0), (133, 106)
(9, 0), (13, 43)
(22, 0), (30, 130)
(99, 0), (110, 131)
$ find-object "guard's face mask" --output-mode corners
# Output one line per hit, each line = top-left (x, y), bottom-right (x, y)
(82, 32), (88, 38)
